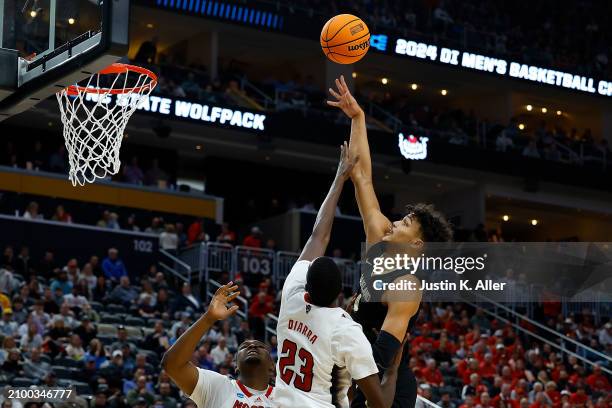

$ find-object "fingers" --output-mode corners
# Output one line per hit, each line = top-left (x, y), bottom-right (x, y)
(340, 75), (348, 92)
(227, 305), (240, 315)
(328, 87), (342, 100)
(335, 78), (343, 94)
(340, 143), (346, 160)
(326, 100), (340, 107)
(227, 291), (241, 302)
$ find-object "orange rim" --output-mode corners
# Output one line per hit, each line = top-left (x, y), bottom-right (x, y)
(64, 63), (158, 96)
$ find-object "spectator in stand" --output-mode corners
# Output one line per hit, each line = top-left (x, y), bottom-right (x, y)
(243, 226), (263, 248)
(523, 140), (541, 159)
(80, 262), (97, 290)
(146, 217), (164, 234)
(107, 212), (121, 230)
(181, 72), (201, 99)
(96, 210), (111, 228)
(134, 37), (158, 65)
(49, 146), (68, 173)
(145, 158), (168, 186)
(159, 224), (178, 252)
(123, 157), (144, 184)
(22, 347), (52, 379)
(216, 222), (236, 244)
(51, 205), (72, 223)
(496, 130), (514, 152)
(186, 218), (209, 244)
(248, 288), (274, 340)
(23, 201), (42, 219)
(586, 365), (611, 394)
(50, 269), (72, 295)
(0, 308), (18, 337)
(172, 282), (202, 313)
(175, 222), (188, 247)
(108, 276), (138, 306)
(210, 336), (230, 366)
(125, 214), (140, 232)
(102, 248), (127, 282)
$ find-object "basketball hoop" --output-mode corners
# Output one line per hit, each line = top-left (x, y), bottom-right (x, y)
(56, 63), (157, 186)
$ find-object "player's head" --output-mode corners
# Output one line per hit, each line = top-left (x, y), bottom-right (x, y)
(383, 203), (453, 246)
(305, 256), (342, 307)
(235, 340), (274, 380)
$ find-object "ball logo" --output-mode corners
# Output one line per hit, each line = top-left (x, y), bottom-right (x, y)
(350, 23), (365, 35)
(348, 39), (370, 52)
(398, 133), (429, 160)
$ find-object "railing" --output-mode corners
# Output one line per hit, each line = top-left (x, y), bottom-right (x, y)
(465, 298), (612, 376)
(472, 292), (612, 366)
(239, 76), (275, 110)
(159, 248), (193, 283)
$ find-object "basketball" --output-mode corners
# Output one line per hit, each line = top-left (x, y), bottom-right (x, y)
(320, 14), (370, 64)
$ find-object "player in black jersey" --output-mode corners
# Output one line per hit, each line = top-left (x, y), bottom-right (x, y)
(328, 76), (453, 408)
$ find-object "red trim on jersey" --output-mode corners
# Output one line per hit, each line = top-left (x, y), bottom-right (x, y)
(236, 381), (273, 399)
(236, 380), (252, 397)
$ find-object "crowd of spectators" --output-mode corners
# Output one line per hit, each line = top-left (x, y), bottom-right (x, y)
(282, 0), (612, 79)
(1, 237), (610, 407)
(403, 302), (611, 408)
(0, 243), (265, 408)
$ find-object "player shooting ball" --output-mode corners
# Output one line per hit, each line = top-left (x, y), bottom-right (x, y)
(162, 284), (275, 408)
(273, 142), (406, 408)
(328, 75), (453, 408)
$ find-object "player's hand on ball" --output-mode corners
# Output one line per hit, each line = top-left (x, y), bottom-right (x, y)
(206, 282), (240, 321)
(337, 141), (359, 181)
(327, 75), (363, 118)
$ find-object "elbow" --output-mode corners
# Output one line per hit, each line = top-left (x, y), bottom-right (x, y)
(310, 231), (331, 248)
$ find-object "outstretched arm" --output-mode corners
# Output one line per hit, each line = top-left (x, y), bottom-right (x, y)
(298, 142), (358, 261)
(327, 76), (391, 243)
(161, 283), (240, 394)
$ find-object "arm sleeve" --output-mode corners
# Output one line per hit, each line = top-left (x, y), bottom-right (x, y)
(281, 260), (310, 301)
(188, 368), (229, 408)
(332, 322), (379, 380)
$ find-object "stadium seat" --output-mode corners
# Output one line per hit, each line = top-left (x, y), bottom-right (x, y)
(100, 313), (122, 325)
(51, 366), (79, 380)
(106, 304), (125, 314)
(12, 377), (38, 387)
(54, 356), (81, 368)
(90, 301), (104, 312)
(125, 316), (145, 327)
(73, 381), (92, 395)
(97, 335), (115, 345)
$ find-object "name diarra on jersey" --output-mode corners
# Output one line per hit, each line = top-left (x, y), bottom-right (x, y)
(288, 318), (319, 345)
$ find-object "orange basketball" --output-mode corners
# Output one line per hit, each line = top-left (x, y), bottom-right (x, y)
(320, 14), (370, 64)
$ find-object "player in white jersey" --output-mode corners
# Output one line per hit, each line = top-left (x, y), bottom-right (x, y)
(163, 283), (275, 408)
(274, 143), (401, 408)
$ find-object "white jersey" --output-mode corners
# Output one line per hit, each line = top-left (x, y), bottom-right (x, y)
(274, 260), (378, 408)
(189, 368), (274, 408)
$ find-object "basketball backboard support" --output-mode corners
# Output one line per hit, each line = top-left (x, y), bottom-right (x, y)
(0, 0), (129, 121)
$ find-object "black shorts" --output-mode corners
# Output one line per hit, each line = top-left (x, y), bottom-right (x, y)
(350, 344), (417, 408)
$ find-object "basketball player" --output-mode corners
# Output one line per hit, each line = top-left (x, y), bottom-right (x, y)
(327, 76), (453, 408)
(162, 283), (275, 408)
(274, 143), (403, 408)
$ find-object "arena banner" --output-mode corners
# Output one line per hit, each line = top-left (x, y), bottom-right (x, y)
(369, 34), (612, 97)
(84, 93), (267, 132)
(358, 242), (612, 304)
(0, 215), (160, 276)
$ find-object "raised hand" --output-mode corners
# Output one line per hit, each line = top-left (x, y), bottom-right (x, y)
(205, 282), (240, 321)
(327, 75), (363, 119)
(336, 141), (360, 181)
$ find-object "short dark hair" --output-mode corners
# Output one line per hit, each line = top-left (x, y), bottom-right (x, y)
(305, 257), (342, 307)
(406, 203), (453, 242)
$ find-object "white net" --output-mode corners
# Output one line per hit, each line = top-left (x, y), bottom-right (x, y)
(56, 64), (157, 186)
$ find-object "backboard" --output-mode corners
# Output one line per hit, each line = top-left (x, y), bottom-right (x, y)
(0, 0), (129, 120)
